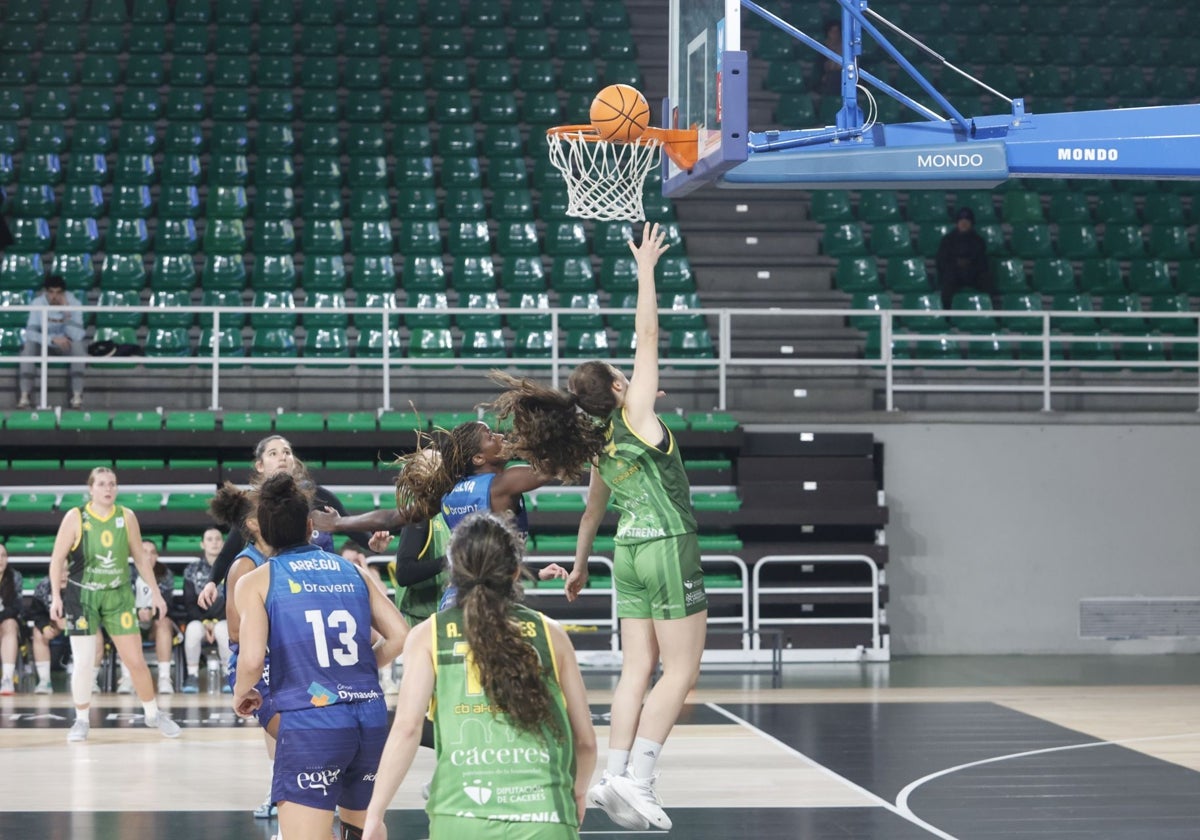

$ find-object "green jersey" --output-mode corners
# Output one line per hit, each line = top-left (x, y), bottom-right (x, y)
(389, 514), (451, 623)
(428, 604), (578, 828)
(596, 408), (697, 544)
(68, 504), (133, 591)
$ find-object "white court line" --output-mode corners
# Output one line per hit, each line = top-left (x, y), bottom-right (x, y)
(706, 702), (959, 840)
(895, 730), (1200, 824)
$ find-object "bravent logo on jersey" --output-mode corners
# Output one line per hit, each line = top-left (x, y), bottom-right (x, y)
(1057, 147), (1119, 161)
(308, 681), (337, 707)
(916, 152), (987, 169)
(288, 579), (357, 595)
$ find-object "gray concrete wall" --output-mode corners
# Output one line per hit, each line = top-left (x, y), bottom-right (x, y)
(782, 420), (1200, 654)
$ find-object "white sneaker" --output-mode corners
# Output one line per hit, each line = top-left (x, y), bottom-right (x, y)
(158, 675), (174, 695)
(70, 393), (83, 409)
(588, 771), (650, 830)
(148, 713), (181, 738)
(607, 771), (672, 830)
(0, 677), (14, 695)
(17, 393), (30, 409)
(116, 674), (133, 695)
(68, 718), (90, 742)
(34, 678), (53, 695)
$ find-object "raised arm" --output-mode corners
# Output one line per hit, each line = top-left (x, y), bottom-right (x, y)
(310, 505), (407, 536)
(624, 222), (671, 441)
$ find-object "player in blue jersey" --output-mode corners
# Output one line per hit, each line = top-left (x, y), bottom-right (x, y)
(311, 422), (570, 602)
(209, 482), (281, 820)
(232, 472), (410, 840)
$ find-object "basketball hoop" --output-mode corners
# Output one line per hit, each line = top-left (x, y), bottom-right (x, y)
(546, 125), (698, 221)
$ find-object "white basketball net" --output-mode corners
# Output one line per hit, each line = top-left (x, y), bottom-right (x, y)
(546, 129), (662, 221)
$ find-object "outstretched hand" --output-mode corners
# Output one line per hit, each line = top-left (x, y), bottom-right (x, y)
(629, 221), (670, 268)
(309, 506), (340, 533)
(538, 563), (569, 581)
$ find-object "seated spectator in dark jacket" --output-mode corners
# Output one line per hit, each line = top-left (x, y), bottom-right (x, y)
(181, 528), (230, 693)
(935, 207), (994, 309)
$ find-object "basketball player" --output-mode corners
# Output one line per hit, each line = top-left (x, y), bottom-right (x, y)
(198, 434), (375, 610)
(360, 512), (596, 840)
(209, 483), (278, 820)
(48, 467), (182, 741)
(488, 222), (707, 830)
(232, 472), (409, 840)
(310, 422), (570, 602)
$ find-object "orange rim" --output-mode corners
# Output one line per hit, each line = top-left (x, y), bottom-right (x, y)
(546, 125), (698, 171)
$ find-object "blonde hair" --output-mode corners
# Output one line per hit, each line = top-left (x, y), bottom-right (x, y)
(87, 466), (116, 487)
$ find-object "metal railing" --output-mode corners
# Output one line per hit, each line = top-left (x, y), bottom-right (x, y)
(6, 302), (1199, 412)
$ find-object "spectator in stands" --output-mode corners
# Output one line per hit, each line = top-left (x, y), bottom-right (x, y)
(18, 275), (87, 410)
(28, 561), (68, 694)
(935, 207), (994, 309)
(48, 467), (181, 741)
(361, 511), (596, 840)
(811, 19), (843, 99)
(0, 544), (23, 695)
(181, 527), (231, 694)
(488, 223), (705, 831)
(198, 435), (376, 610)
(115, 540), (178, 695)
(231, 471), (409, 840)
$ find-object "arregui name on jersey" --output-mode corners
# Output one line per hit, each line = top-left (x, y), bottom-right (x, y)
(286, 557), (341, 572)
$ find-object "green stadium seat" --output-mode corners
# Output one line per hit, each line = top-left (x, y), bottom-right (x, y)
(443, 188), (487, 222)
(402, 255), (447, 291)
(202, 254), (247, 290)
(1103, 225), (1146, 259)
(456, 292), (502, 329)
(835, 256), (882, 292)
(1009, 224), (1054, 258)
(455, 256), (497, 292)
(1128, 260), (1174, 296)
(302, 156), (343, 187)
(165, 122), (205, 155)
(3, 491), (58, 512)
(16, 183), (57, 217)
(1078, 258), (1125, 294)
(428, 29), (468, 59)
(858, 191), (903, 223)
(821, 222), (867, 257)
(1148, 225), (1193, 260)
(668, 328), (715, 360)
(1056, 224), (1100, 260)
(503, 258), (547, 294)
(1150, 293), (1194, 336)
(1094, 193), (1139, 224)
(395, 187), (437, 220)
(147, 289), (192, 329)
(30, 88), (72, 120)
(884, 257), (930, 293)
(305, 327), (350, 360)
(158, 218), (200, 254)
(251, 328), (297, 357)
(349, 255), (392, 292)
(399, 221), (442, 255)
(460, 327), (507, 358)
(1142, 193), (1187, 225)
(509, 292), (551, 329)
(145, 327), (192, 359)
(1030, 258), (1076, 294)
(950, 292), (998, 331)
(1002, 190), (1045, 223)
(409, 327), (455, 360)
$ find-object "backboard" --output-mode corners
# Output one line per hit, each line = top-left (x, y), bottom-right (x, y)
(666, 0), (749, 196)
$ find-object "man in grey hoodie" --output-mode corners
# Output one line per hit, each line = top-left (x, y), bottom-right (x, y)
(18, 274), (87, 409)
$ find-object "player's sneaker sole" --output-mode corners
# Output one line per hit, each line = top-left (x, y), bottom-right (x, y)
(589, 777), (650, 830)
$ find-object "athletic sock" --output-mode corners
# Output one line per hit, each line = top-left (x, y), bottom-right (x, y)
(606, 748), (631, 777)
(36, 661), (50, 683)
(141, 698), (160, 723)
(76, 706), (89, 722)
(1, 664), (14, 681)
(629, 737), (663, 780)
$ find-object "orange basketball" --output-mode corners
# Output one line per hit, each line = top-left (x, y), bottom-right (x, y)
(589, 84), (651, 143)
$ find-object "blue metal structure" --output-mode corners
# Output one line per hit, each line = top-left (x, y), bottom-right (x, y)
(663, 0), (1200, 195)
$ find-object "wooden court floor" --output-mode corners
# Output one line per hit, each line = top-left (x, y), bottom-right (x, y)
(1, 655), (1198, 840)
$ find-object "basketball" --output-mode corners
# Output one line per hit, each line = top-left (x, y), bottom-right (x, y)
(590, 84), (652, 143)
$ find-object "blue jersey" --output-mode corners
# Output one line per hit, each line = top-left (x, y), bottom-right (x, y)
(228, 544), (267, 674)
(441, 472), (528, 534)
(265, 544), (382, 713)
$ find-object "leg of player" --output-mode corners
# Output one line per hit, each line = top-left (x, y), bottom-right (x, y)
(109, 632), (180, 738)
(67, 634), (98, 741)
(607, 611), (707, 831)
(32, 624), (56, 693)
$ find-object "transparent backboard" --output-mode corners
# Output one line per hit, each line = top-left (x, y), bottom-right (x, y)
(666, 0), (748, 196)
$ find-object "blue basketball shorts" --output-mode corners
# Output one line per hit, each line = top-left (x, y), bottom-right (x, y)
(272, 698), (389, 812)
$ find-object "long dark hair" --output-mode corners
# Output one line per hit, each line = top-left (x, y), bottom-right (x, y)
(0, 548), (15, 609)
(250, 435), (314, 489)
(449, 512), (560, 739)
(486, 370), (609, 481)
(255, 473), (313, 551)
(208, 481), (260, 545)
(390, 421), (490, 521)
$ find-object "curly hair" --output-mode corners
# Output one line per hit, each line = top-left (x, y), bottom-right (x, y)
(450, 512), (560, 740)
(208, 481), (261, 544)
(390, 422), (489, 521)
(486, 370), (609, 481)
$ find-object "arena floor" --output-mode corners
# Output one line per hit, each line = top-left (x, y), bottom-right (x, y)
(1, 655), (1198, 840)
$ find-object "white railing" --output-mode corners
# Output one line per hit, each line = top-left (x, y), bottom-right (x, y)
(6, 303), (1199, 411)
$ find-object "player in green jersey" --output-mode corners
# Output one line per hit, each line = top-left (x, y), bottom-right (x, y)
(49, 467), (181, 742)
(489, 222), (707, 831)
(361, 512), (596, 840)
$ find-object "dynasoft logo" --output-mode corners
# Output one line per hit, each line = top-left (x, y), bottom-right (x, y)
(288, 579), (302, 594)
(308, 681), (336, 707)
(464, 779), (494, 806)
